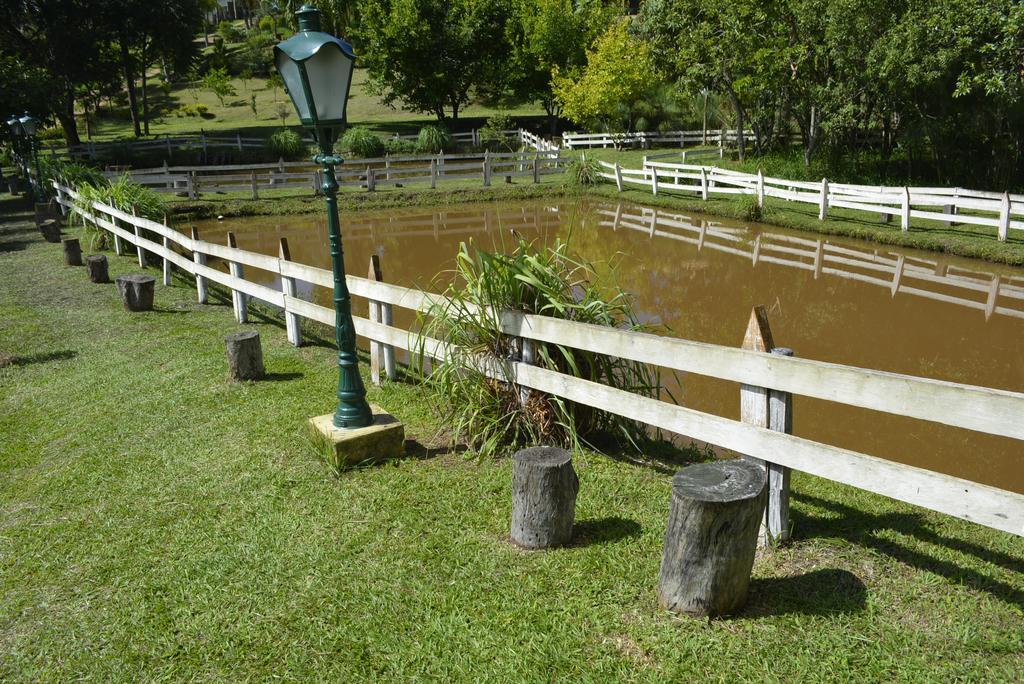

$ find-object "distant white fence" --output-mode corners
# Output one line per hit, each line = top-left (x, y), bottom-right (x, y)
(562, 129), (751, 150)
(598, 160), (1024, 242)
(53, 179), (1024, 539)
(102, 149), (569, 199)
(43, 128), (559, 160)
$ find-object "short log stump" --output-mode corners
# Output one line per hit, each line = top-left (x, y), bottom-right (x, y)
(510, 446), (579, 549)
(62, 238), (83, 266)
(116, 275), (156, 312)
(658, 459), (767, 617)
(225, 330), (264, 381)
(85, 255), (109, 283)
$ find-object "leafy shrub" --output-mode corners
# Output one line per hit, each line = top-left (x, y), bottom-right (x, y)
(37, 125), (65, 141)
(258, 15), (275, 34)
(174, 103), (210, 118)
(738, 194), (766, 222)
(384, 137), (417, 155)
(266, 128), (306, 160)
(417, 239), (663, 458)
(568, 157), (600, 186)
(340, 127), (385, 158)
(415, 125), (453, 154)
(217, 20), (244, 43)
(41, 158), (104, 188)
(480, 113), (514, 151)
(70, 176), (167, 250)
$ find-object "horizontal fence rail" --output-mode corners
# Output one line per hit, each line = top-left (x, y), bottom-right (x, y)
(53, 180), (1024, 538)
(562, 129), (752, 149)
(598, 160), (1024, 242)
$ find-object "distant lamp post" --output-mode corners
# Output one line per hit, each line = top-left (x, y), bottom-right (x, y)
(19, 113), (44, 201)
(274, 4), (371, 429)
(6, 115), (25, 176)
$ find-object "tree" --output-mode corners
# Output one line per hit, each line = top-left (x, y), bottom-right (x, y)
(201, 67), (237, 107)
(0, 0), (116, 145)
(552, 20), (658, 133)
(503, 0), (613, 132)
(632, 0), (790, 160)
(355, 0), (511, 122)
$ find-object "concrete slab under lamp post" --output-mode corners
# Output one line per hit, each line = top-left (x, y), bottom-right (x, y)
(274, 4), (404, 466)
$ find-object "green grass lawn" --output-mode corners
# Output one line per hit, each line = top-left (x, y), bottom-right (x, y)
(1, 190), (1023, 680)
(82, 66), (546, 144)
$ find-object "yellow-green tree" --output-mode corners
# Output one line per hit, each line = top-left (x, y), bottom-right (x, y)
(552, 20), (657, 132)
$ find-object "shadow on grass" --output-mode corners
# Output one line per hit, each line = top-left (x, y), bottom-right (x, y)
(571, 517), (642, 547)
(743, 568), (867, 618)
(403, 439), (468, 461)
(792, 491), (1024, 609)
(0, 239), (29, 253)
(0, 350), (77, 368)
(263, 372), (303, 382)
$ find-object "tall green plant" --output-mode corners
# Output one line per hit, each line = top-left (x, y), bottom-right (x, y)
(417, 238), (663, 458)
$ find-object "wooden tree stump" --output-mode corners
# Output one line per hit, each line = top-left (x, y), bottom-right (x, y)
(39, 219), (61, 243)
(115, 275), (156, 312)
(85, 255), (109, 283)
(225, 330), (265, 381)
(658, 459), (767, 617)
(510, 446), (579, 549)
(62, 238), (83, 266)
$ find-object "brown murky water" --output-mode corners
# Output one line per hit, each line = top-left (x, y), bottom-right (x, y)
(193, 199), (1024, 493)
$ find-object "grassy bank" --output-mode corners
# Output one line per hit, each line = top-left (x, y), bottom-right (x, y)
(2, 192), (1023, 680)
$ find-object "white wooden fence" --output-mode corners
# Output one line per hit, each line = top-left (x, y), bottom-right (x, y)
(42, 133), (266, 160)
(562, 129), (750, 150)
(599, 160), (1024, 242)
(53, 180), (1024, 539)
(102, 149), (569, 199)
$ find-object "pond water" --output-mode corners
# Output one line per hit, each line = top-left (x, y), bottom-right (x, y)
(193, 199), (1024, 493)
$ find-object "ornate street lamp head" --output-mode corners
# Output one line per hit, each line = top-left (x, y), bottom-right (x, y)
(273, 4), (355, 148)
(18, 113), (38, 137)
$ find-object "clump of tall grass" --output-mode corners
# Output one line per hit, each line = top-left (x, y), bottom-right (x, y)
(417, 238), (664, 458)
(71, 175), (167, 250)
(568, 156), (600, 186)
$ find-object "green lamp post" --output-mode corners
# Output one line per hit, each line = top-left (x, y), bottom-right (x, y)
(274, 5), (372, 429)
(19, 113), (44, 201)
(6, 115), (25, 179)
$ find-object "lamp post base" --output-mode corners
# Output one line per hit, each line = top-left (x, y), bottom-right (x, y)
(309, 405), (405, 470)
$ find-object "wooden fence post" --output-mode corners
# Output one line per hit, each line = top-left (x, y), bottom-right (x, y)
(131, 206), (146, 267)
(766, 347), (794, 543)
(700, 167), (709, 200)
(367, 254), (396, 383)
(901, 187), (911, 231)
(162, 214), (172, 286)
(998, 192), (1010, 242)
(738, 305), (774, 547)
(430, 159), (438, 189)
(187, 171), (197, 200)
(279, 238), (302, 346)
(236, 133), (243, 152)
(533, 155), (540, 184)
(614, 162), (623, 192)
(366, 167), (376, 192)
(226, 232), (248, 323)
(651, 167), (659, 196)
(756, 169), (765, 209)
(111, 204), (124, 256)
(384, 154), (391, 181)
(163, 159), (171, 190)
(818, 178), (829, 221)
(483, 150), (491, 187)
(250, 171), (258, 200)
(190, 227), (208, 304)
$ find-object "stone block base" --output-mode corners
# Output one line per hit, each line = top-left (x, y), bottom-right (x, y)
(309, 405), (405, 469)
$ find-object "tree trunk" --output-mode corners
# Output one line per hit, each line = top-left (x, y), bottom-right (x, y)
(120, 29), (142, 138)
(141, 40), (150, 136)
(56, 83), (81, 147)
(804, 106), (819, 167)
(658, 459), (766, 617)
(721, 72), (745, 161)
